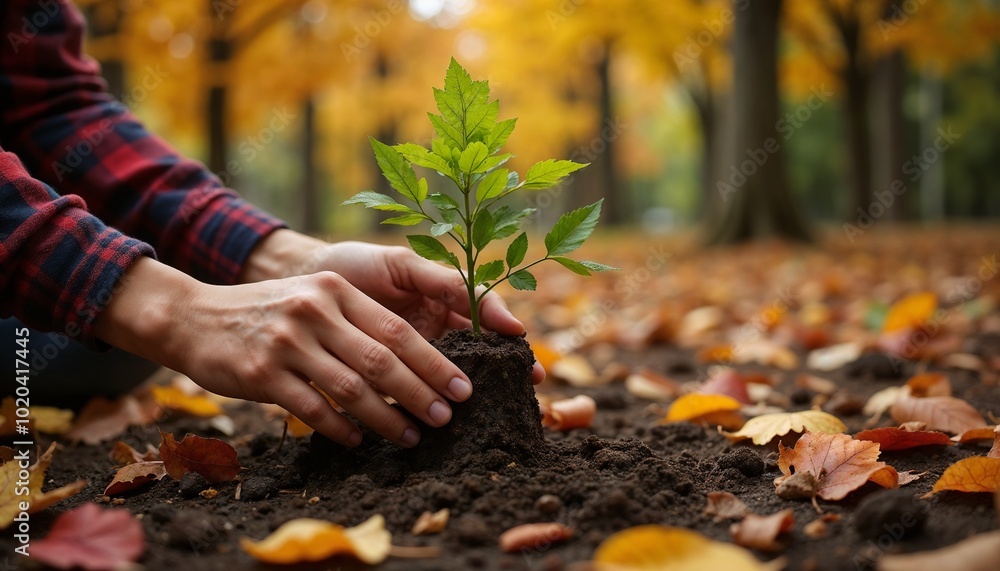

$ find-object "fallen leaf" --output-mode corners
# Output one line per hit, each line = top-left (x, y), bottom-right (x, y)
(731, 509), (794, 552)
(499, 522), (573, 553)
(665, 393), (742, 424)
(723, 410), (847, 445)
(922, 457), (1000, 497)
(151, 385), (223, 417)
(109, 441), (158, 466)
(529, 340), (562, 372)
(591, 525), (785, 570)
(864, 387), (905, 422)
(0, 398), (74, 435)
(953, 426), (998, 444)
(624, 369), (680, 401)
(700, 369), (752, 404)
(854, 427), (953, 450)
(67, 393), (161, 445)
(104, 462), (168, 496)
(703, 491), (751, 521)
(890, 396), (987, 435)
(805, 342), (862, 371)
(412, 508), (449, 536)
(241, 515), (391, 564)
(285, 414), (315, 437)
(882, 292), (936, 333)
(158, 430), (241, 483)
(878, 529), (1000, 571)
(0, 443), (87, 529)
(30, 503), (145, 570)
(542, 395), (596, 431)
(896, 470), (925, 486)
(868, 466), (900, 489)
(905, 373), (951, 398)
(697, 344), (734, 363)
(775, 432), (887, 501)
(803, 518), (828, 539)
(795, 374), (837, 396)
(551, 355), (601, 387)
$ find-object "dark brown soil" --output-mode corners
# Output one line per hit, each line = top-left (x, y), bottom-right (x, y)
(2, 340), (998, 571)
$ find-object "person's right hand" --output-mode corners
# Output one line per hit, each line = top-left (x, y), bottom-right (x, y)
(95, 257), (474, 448)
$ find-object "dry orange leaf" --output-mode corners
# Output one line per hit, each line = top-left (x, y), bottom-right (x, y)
(241, 514), (391, 564)
(890, 396), (987, 435)
(411, 508), (449, 536)
(67, 393), (161, 445)
(854, 427), (953, 451)
(882, 292), (936, 333)
(905, 373), (951, 398)
(704, 491), (751, 521)
(731, 509), (794, 552)
(775, 432), (888, 501)
(285, 414), (315, 437)
(529, 340), (562, 372)
(591, 525), (785, 570)
(104, 462), (168, 496)
(922, 457), (1000, 498)
(109, 441), (158, 466)
(697, 344), (734, 364)
(0, 443), (87, 529)
(665, 394), (742, 424)
(499, 522), (573, 553)
(151, 386), (223, 417)
(158, 430), (241, 483)
(723, 410), (847, 445)
(551, 355), (601, 387)
(542, 395), (596, 431)
(624, 369), (680, 401)
(953, 426), (998, 444)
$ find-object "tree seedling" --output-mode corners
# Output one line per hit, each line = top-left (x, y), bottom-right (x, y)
(344, 58), (617, 334)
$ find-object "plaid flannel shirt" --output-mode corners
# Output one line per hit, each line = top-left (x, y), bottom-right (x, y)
(1, 0), (286, 348)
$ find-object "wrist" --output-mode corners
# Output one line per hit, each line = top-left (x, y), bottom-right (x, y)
(239, 229), (328, 283)
(94, 256), (201, 366)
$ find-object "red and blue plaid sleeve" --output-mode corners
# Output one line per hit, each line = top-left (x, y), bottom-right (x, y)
(0, 150), (155, 347)
(0, 0), (287, 286)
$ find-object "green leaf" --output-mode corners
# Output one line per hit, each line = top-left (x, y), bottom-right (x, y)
(341, 191), (412, 212)
(505, 171), (520, 190)
(472, 208), (495, 250)
(506, 232), (528, 268)
(544, 199), (602, 256)
(476, 169), (508, 202)
(428, 113), (464, 150)
(509, 269), (537, 291)
(467, 99), (499, 139)
(432, 138), (454, 163)
(475, 153), (514, 174)
(381, 213), (427, 226)
(474, 260), (505, 285)
(394, 143), (455, 178)
(551, 256), (592, 276)
(407, 235), (459, 267)
(370, 137), (425, 202)
(580, 261), (619, 272)
(439, 58), (491, 145)
(486, 118), (517, 153)
(493, 206), (535, 239)
(430, 222), (455, 237)
(522, 159), (588, 190)
(458, 142), (490, 175)
(428, 193), (459, 212)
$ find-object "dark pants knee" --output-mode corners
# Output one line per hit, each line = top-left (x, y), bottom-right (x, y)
(2, 317), (160, 409)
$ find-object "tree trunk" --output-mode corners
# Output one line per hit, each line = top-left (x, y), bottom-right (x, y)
(841, 20), (873, 220)
(691, 87), (719, 224)
(705, 0), (812, 244)
(872, 48), (907, 220)
(301, 98), (321, 234)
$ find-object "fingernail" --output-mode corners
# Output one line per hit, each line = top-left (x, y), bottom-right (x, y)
(447, 376), (473, 401)
(402, 428), (420, 447)
(348, 431), (362, 447)
(428, 400), (452, 425)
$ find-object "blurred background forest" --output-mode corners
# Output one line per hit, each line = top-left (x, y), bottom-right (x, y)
(78, 0), (1000, 242)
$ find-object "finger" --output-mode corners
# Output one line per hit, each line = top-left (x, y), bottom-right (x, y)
(408, 297), (450, 339)
(445, 311), (472, 332)
(266, 373), (362, 447)
(532, 361), (546, 385)
(298, 347), (423, 448)
(336, 286), (474, 404)
(478, 291), (526, 336)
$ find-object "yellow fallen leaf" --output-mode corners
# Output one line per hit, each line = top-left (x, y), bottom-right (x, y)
(665, 394), (742, 423)
(722, 411), (847, 445)
(882, 292), (936, 333)
(151, 386), (223, 417)
(922, 457), (1000, 498)
(0, 398), (73, 435)
(529, 340), (562, 372)
(591, 525), (784, 570)
(240, 515), (390, 564)
(285, 414), (315, 437)
(0, 443), (87, 529)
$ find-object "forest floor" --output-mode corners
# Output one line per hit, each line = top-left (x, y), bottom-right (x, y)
(3, 226), (1000, 571)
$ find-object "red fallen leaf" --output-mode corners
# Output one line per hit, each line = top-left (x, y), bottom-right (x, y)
(158, 429), (241, 483)
(104, 462), (168, 496)
(30, 503), (145, 570)
(67, 393), (161, 445)
(499, 523), (573, 553)
(952, 426), (998, 444)
(730, 509), (794, 552)
(890, 396), (987, 435)
(542, 395), (596, 431)
(700, 369), (752, 404)
(854, 427), (953, 451)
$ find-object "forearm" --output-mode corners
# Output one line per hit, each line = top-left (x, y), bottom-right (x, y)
(239, 228), (329, 283)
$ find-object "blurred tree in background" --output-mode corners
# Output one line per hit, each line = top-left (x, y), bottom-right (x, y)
(79, 0), (1000, 241)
